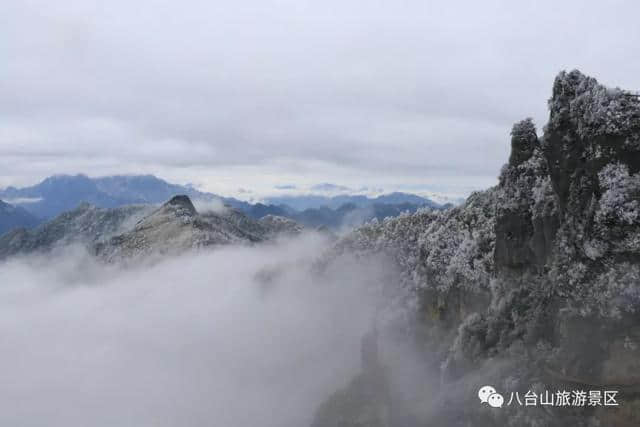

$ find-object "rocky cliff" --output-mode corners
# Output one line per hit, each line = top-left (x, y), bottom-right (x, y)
(313, 70), (640, 427)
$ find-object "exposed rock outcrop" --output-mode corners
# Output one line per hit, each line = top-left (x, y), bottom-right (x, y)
(94, 195), (268, 261)
(313, 70), (640, 427)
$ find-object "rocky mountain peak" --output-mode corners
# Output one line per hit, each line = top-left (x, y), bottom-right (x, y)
(508, 118), (538, 166)
(164, 195), (197, 216)
(543, 70), (640, 215)
(494, 70), (640, 271)
(315, 70), (640, 427)
(547, 69), (640, 142)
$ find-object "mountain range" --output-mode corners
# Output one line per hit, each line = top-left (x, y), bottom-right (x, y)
(0, 175), (445, 235)
(264, 192), (441, 211)
(0, 195), (301, 261)
(0, 174), (222, 219)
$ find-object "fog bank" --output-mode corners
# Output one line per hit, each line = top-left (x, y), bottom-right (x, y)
(0, 235), (385, 427)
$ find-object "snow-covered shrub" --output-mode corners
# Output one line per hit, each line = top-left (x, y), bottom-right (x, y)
(596, 163), (640, 226)
(548, 70), (640, 144)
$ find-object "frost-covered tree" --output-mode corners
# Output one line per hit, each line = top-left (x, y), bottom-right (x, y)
(508, 118), (538, 166)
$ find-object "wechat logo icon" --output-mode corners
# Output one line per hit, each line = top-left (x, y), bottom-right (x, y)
(478, 385), (504, 408)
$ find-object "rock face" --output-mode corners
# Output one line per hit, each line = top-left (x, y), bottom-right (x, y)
(544, 70), (640, 217)
(494, 118), (561, 271)
(313, 71), (640, 427)
(508, 118), (537, 166)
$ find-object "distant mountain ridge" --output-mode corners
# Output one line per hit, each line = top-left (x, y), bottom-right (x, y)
(0, 174), (222, 219)
(0, 200), (41, 236)
(0, 195), (302, 261)
(0, 175), (444, 230)
(264, 192), (442, 211)
(286, 202), (431, 229)
(0, 202), (153, 260)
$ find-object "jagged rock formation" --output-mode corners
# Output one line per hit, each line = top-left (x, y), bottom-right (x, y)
(313, 70), (640, 427)
(94, 196), (303, 262)
(495, 118), (560, 271)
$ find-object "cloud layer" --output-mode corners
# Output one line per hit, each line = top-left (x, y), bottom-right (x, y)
(0, 236), (386, 426)
(1, 0), (639, 197)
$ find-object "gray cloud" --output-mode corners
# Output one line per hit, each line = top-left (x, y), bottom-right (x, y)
(275, 184), (297, 190)
(310, 183), (351, 193)
(1, 0), (639, 197)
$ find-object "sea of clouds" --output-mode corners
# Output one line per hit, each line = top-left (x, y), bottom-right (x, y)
(0, 234), (388, 427)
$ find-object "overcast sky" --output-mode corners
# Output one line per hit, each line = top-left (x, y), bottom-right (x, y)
(1, 0), (639, 200)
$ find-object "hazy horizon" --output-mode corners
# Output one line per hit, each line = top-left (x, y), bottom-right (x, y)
(0, 171), (469, 204)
